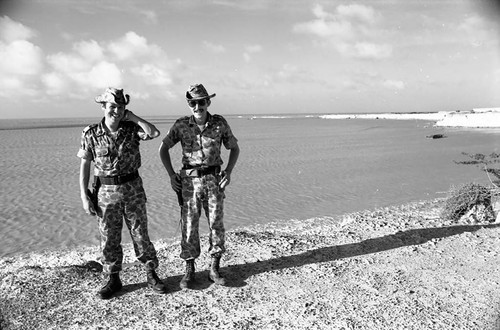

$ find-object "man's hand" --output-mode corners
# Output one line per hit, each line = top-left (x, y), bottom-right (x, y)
(82, 195), (97, 216)
(219, 170), (231, 189)
(170, 173), (182, 192)
(126, 109), (160, 138)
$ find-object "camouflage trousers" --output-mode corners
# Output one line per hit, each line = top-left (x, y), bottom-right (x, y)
(180, 173), (225, 260)
(97, 176), (159, 273)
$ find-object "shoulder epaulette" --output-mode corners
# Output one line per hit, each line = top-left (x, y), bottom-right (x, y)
(82, 123), (98, 134)
(176, 116), (191, 123)
(211, 114), (228, 123)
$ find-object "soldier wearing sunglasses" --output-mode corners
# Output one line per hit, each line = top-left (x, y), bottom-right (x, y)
(159, 84), (240, 289)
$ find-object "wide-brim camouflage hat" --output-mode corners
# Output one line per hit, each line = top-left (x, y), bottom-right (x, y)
(95, 87), (130, 105)
(185, 84), (216, 101)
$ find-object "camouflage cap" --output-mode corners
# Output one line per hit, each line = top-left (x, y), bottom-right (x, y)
(185, 84), (216, 101)
(95, 87), (130, 105)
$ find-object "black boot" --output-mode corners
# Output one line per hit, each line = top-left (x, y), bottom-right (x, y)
(147, 269), (167, 294)
(179, 259), (195, 289)
(98, 272), (122, 300)
(208, 256), (226, 286)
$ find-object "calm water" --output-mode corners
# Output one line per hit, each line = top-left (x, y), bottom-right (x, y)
(1, 115), (499, 258)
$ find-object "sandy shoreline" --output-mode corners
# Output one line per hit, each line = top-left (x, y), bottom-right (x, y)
(320, 108), (500, 128)
(2, 198), (500, 329)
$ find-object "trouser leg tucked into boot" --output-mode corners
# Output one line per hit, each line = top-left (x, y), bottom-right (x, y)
(208, 256), (226, 286)
(147, 268), (167, 294)
(98, 272), (122, 300)
(179, 259), (195, 289)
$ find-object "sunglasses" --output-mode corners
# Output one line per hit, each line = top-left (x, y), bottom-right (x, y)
(187, 99), (208, 107)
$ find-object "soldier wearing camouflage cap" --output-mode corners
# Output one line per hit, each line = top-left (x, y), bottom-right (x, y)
(78, 87), (167, 299)
(159, 84), (240, 289)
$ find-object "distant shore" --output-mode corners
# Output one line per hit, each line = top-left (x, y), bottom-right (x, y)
(320, 108), (500, 128)
(3, 108), (500, 131)
(2, 198), (500, 329)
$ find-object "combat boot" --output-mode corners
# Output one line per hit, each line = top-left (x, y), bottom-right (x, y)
(208, 256), (226, 286)
(98, 272), (122, 300)
(179, 259), (195, 289)
(147, 268), (167, 294)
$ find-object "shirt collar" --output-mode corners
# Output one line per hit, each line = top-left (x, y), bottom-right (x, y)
(97, 117), (123, 136)
(189, 112), (213, 126)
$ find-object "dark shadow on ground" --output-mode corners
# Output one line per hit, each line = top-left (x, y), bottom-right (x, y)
(67, 223), (500, 295)
(222, 223), (500, 288)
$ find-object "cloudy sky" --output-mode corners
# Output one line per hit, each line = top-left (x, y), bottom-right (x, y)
(1, 0), (499, 119)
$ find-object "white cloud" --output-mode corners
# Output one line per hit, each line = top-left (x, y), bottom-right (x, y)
(210, 0), (269, 11)
(41, 72), (66, 96)
(312, 4), (334, 20)
(261, 63), (320, 86)
(131, 64), (173, 86)
(293, 4), (391, 60)
(42, 58), (122, 96)
(459, 15), (487, 34)
(382, 80), (405, 90)
(86, 62), (123, 89)
(40, 31), (181, 100)
(294, 15), (354, 39)
(277, 64), (299, 80)
(73, 40), (104, 62)
(0, 17), (43, 98)
(0, 16), (36, 43)
(245, 44), (263, 53)
(0, 40), (44, 75)
(0, 76), (24, 91)
(46, 51), (90, 74)
(458, 15), (495, 47)
(203, 41), (226, 53)
(336, 4), (377, 24)
(243, 44), (263, 62)
(141, 10), (158, 24)
(108, 31), (157, 61)
(339, 71), (405, 92)
(344, 42), (393, 59)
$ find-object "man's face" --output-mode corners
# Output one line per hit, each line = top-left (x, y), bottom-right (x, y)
(102, 102), (126, 122)
(188, 98), (210, 120)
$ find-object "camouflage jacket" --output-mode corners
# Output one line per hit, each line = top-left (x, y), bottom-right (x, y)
(162, 112), (238, 167)
(77, 118), (150, 176)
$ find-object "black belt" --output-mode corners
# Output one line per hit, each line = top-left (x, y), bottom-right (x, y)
(181, 165), (220, 177)
(98, 171), (139, 185)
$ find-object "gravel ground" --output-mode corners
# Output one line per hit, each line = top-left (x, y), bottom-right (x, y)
(1, 198), (500, 330)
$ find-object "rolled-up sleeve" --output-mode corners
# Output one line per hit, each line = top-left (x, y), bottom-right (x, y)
(222, 123), (238, 150)
(77, 129), (93, 160)
(162, 124), (180, 149)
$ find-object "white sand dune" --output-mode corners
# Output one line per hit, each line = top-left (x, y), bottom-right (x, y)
(435, 108), (500, 128)
(320, 108), (500, 128)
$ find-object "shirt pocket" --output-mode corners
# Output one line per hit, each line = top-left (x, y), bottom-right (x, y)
(202, 130), (221, 149)
(94, 147), (114, 171)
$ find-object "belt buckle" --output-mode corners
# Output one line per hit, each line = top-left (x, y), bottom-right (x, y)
(185, 169), (199, 177)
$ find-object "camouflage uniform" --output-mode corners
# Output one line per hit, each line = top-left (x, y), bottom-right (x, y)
(77, 119), (159, 273)
(162, 112), (238, 260)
